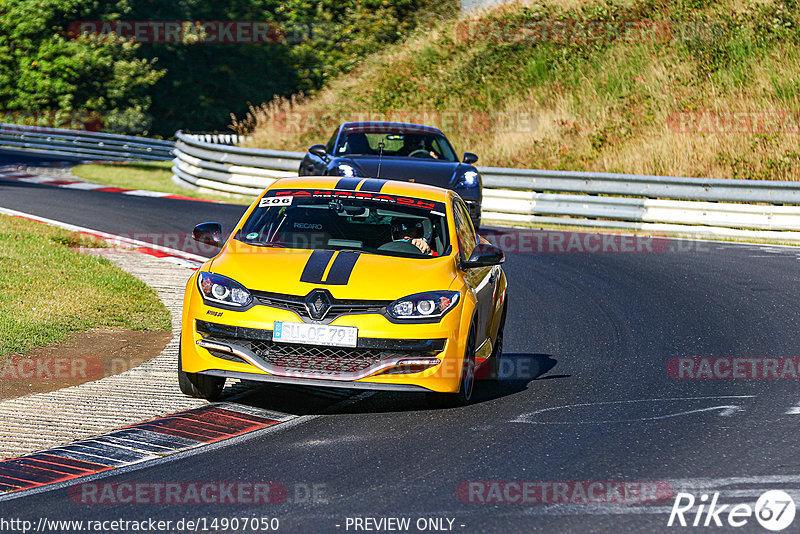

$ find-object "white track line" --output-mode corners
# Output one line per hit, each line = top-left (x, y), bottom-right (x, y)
(0, 206), (206, 266)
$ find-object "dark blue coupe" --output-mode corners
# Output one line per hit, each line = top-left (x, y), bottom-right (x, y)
(298, 121), (482, 228)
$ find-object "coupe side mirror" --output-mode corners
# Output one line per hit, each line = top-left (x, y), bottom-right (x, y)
(192, 222), (223, 248)
(463, 152), (478, 164)
(462, 243), (504, 269)
(309, 144), (327, 159)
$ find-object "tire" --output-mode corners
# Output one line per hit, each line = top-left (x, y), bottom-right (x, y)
(427, 321), (477, 408)
(483, 300), (507, 381)
(178, 342), (225, 400)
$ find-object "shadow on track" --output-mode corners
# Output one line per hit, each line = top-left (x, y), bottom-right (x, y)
(219, 353), (569, 415)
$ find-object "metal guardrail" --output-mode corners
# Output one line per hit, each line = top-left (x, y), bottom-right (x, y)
(0, 123), (174, 162)
(480, 167), (800, 204)
(172, 131), (300, 195)
(170, 131), (800, 241)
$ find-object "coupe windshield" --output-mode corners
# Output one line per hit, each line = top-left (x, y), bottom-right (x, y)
(238, 190), (450, 258)
(336, 131), (458, 162)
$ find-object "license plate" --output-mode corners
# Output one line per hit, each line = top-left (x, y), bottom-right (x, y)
(273, 321), (358, 348)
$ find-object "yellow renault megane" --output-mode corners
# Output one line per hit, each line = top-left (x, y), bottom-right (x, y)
(179, 177), (507, 406)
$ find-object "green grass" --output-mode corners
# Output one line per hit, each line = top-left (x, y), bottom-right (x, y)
(0, 215), (171, 357)
(71, 161), (252, 205)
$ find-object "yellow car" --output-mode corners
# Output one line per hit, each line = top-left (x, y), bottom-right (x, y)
(179, 177), (507, 406)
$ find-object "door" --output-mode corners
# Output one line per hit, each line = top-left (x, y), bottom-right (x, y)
(453, 198), (494, 351)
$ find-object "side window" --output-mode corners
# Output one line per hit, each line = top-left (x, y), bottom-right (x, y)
(325, 129), (338, 154)
(453, 199), (477, 261)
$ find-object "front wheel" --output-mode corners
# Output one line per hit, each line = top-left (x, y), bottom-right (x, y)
(178, 342), (225, 400)
(427, 321), (476, 408)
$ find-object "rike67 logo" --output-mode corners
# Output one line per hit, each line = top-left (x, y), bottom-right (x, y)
(668, 490), (796, 531)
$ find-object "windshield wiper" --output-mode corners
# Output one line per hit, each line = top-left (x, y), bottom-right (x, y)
(244, 240), (286, 248)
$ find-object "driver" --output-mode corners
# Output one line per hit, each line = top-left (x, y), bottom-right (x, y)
(391, 218), (431, 255)
(400, 134), (438, 159)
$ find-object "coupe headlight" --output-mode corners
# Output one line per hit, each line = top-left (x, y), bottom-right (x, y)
(198, 272), (252, 307)
(456, 170), (479, 188)
(337, 164), (358, 177)
(387, 291), (460, 320)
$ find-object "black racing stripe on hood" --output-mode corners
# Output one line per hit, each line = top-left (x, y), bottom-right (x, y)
(335, 177), (363, 190)
(300, 250), (336, 284)
(358, 179), (387, 192)
(323, 251), (361, 285)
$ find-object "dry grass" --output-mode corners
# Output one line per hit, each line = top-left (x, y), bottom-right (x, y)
(234, 0), (800, 180)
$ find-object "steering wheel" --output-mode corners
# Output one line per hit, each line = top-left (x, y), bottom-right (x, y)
(408, 149), (433, 158)
(377, 240), (424, 254)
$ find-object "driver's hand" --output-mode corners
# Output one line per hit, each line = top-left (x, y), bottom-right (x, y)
(412, 238), (431, 255)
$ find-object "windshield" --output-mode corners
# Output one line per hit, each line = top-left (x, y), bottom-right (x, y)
(336, 131), (458, 162)
(238, 189), (450, 258)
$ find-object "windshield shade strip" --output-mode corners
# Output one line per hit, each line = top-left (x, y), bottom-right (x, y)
(264, 189), (446, 213)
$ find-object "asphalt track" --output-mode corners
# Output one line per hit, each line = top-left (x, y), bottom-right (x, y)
(3, 166), (800, 533)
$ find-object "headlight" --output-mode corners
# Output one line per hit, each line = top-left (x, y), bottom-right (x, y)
(456, 170), (479, 188)
(198, 272), (252, 308)
(337, 164), (358, 177)
(387, 291), (459, 320)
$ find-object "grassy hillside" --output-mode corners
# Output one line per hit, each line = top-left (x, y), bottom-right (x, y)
(234, 0), (800, 180)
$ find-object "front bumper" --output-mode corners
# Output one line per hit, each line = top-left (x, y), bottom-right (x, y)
(195, 320), (445, 381)
(181, 286), (471, 393)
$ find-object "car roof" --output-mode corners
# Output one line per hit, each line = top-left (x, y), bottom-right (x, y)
(339, 121), (444, 135)
(267, 176), (452, 203)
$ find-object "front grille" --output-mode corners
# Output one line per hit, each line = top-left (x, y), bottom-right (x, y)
(251, 290), (390, 324)
(206, 334), (426, 376)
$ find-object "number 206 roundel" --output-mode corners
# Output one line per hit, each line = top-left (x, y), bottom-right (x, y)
(259, 196), (293, 207)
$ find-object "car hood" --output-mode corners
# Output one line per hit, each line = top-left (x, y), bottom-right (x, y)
(211, 242), (457, 300)
(335, 156), (469, 187)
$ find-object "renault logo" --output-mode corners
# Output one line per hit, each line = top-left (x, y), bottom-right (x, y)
(304, 289), (332, 320)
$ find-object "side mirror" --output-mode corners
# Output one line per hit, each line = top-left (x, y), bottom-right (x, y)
(463, 152), (478, 164)
(309, 144), (327, 159)
(192, 222), (222, 248)
(462, 243), (504, 269)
